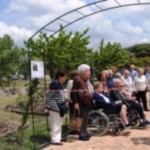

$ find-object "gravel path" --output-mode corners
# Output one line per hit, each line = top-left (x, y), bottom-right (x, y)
(43, 112), (150, 150)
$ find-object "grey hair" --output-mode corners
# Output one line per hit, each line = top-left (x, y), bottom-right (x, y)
(78, 64), (90, 73)
(113, 78), (122, 85)
(124, 69), (130, 75)
(137, 68), (144, 73)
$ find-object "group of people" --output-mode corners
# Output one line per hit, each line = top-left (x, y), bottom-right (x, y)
(98, 65), (150, 111)
(45, 64), (150, 145)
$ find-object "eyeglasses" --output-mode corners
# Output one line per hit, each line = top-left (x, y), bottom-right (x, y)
(118, 85), (124, 87)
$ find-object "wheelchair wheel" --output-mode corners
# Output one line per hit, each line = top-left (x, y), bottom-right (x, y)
(88, 110), (109, 136)
(112, 127), (120, 136)
(128, 109), (140, 126)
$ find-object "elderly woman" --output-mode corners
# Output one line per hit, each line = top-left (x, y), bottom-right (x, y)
(121, 69), (133, 97)
(45, 69), (68, 145)
(66, 70), (80, 133)
(134, 68), (149, 111)
(71, 64), (93, 141)
(107, 69), (114, 88)
(66, 70), (79, 118)
(98, 71), (110, 96)
(93, 81), (130, 128)
(130, 64), (138, 80)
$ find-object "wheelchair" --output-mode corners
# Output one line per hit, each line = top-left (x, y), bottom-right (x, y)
(127, 108), (141, 126)
(88, 107), (141, 136)
(88, 109), (124, 136)
(122, 99), (141, 126)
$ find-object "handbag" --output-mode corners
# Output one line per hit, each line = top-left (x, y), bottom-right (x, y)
(70, 117), (82, 132)
(57, 101), (68, 117)
(70, 111), (83, 131)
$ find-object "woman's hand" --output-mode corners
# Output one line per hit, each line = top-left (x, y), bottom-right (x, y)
(74, 103), (79, 110)
(115, 100), (122, 104)
(44, 108), (49, 114)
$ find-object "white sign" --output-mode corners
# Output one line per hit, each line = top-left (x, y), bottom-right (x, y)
(31, 60), (44, 79)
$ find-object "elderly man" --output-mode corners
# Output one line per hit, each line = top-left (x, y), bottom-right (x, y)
(71, 64), (93, 141)
(110, 78), (150, 127)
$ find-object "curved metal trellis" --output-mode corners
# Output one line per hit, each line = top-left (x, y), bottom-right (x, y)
(28, 0), (150, 149)
(29, 0), (150, 41)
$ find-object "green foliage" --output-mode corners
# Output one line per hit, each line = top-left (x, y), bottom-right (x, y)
(124, 43), (150, 67)
(25, 26), (93, 78)
(18, 79), (39, 128)
(125, 57), (150, 68)
(126, 43), (150, 57)
(2, 30), (150, 84)
(93, 39), (130, 73)
(0, 34), (14, 85)
(17, 78), (40, 143)
(0, 34), (27, 86)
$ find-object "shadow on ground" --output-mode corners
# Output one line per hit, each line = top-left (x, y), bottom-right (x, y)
(131, 137), (150, 145)
(30, 135), (49, 144)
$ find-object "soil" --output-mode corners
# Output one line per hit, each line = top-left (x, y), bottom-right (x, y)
(1, 88), (150, 150)
(0, 120), (20, 137)
(0, 87), (27, 137)
(44, 112), (150, 150)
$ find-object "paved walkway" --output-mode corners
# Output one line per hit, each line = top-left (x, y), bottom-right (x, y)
(43, 112), (150, 150)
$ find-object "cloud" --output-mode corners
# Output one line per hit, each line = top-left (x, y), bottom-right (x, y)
(143, 21), (150, 32)
(0, 22), (33, 46)
(5, 0), (85, 16)
(140, 38), (149, 43)
(3, 0), (86, 30)
(0, 0), (87, 47)
(115, 20), (143, 35)
(1, 0), (150, 48)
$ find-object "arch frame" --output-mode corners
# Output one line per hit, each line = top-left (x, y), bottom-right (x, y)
(29, 0), (150, 41)
(27, 1), (150, 149)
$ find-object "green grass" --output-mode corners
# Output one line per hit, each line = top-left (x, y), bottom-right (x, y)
(0, 118), (49, 150)
(0, 96), (20, 121)
(7, 79), (50, 88)
(0, 80), (50, 150)
(0, 110), (50, 150)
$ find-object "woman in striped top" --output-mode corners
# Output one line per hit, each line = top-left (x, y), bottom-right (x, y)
(45, 69), (67, 145)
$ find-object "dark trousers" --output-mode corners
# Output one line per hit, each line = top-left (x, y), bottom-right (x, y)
(80, 106), (89, 136)
(69, 102), (74, 119)
(136, 91), (148, 111)
(127, 100), (145, 119)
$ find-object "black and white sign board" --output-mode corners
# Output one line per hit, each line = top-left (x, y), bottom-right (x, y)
(31, 60), (44, 79)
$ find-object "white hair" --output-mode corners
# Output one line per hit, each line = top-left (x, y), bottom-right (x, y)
(77, 64), (90, 73)
(107, 69), (113, 74)
(115, 72), (121, 77)
(113, 78), (122, 85)
(124, 69), (130, 75)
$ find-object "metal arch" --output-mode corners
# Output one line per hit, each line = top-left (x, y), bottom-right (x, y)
(48, 2), (150, 38)
(29, 0), (106, 40)
(28, 1), (150, 149)
(29, 0), (150, 41)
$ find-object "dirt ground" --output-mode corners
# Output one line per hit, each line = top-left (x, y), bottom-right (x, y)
(43, 112), (150, 150)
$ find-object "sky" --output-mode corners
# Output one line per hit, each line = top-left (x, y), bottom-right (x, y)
(0, 0), (150, 49)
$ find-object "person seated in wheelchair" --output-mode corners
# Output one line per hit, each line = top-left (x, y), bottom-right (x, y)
(110, 78), (150, 127)
(93, 81), (130, 128)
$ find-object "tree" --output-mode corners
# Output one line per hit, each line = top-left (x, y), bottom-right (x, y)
(0, 34), (26, 85)
(126, 43), (150, 57)
(93, 39), (130, 73)
(25, 27), (93, 78)
(125, 57), (150, 68)
(0, 34), (14, 85)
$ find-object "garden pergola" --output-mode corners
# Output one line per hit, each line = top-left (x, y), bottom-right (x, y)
(29, 0), (150, 41)
(27, 0), (150, 149)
